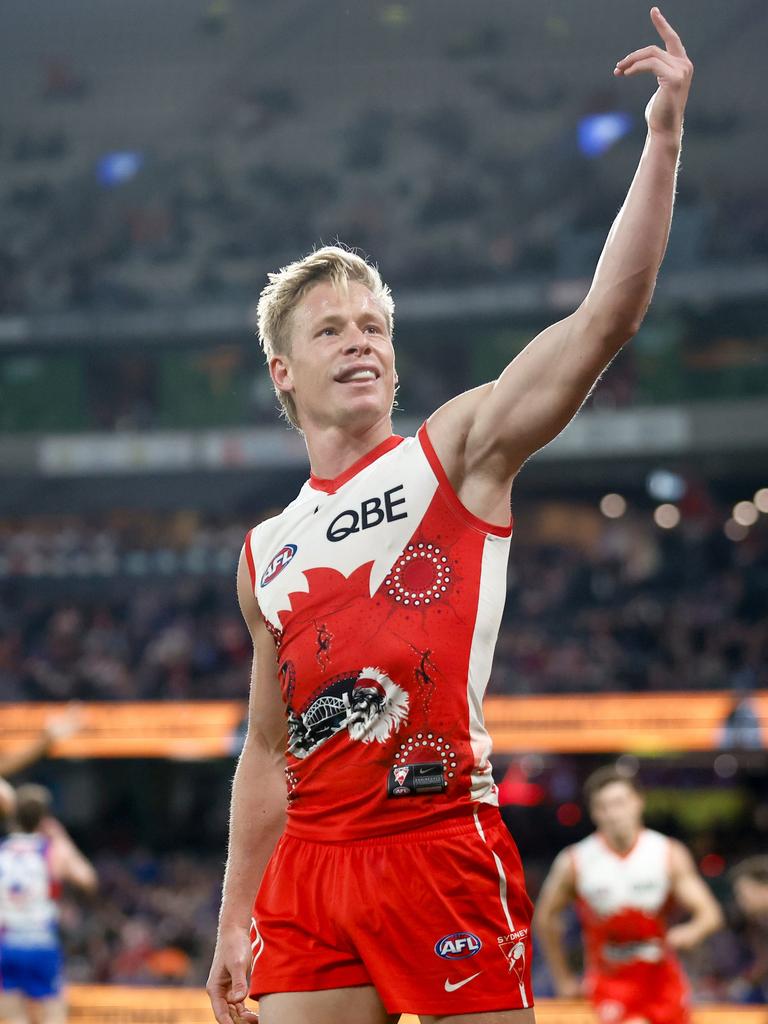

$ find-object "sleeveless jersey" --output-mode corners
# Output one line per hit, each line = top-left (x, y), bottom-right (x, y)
(0, 833), (59, 949)
(246, 425), (512, 841)
(572, 828), (677, 972)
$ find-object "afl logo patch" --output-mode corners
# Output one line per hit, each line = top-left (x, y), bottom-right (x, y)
(435, 932), (482, 960)
(261, 544), (297, 587)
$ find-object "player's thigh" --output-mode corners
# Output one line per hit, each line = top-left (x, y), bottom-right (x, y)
(0, 992), (26, 1024)
(421, 1009), (536, 1024)
(258, 985), (398, 1024)
(25, 997), (66, 1024)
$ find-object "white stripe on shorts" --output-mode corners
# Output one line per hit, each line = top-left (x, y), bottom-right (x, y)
(250, 917), (264, 971)
(472, 809), (529, 1008)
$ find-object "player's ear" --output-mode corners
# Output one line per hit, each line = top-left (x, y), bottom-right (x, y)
(270, 354), (294, 395)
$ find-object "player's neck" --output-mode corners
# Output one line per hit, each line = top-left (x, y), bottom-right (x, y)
(304, 416), (394, 482)
(601, 826), (642, 855)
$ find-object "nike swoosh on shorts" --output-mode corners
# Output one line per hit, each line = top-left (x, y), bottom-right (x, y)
(444, 972), (482, 992)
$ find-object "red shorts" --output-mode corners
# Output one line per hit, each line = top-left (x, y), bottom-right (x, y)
(249, 805), (534, 1016)
(588, 960), (691, 1024)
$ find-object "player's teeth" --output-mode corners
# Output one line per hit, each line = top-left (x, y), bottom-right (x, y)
(347, 370), (375, 381)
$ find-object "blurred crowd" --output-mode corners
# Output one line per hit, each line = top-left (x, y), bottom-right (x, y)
(61, 850), (219, 987)
(2, 107), (767, 319)
(1, 508), (765, 700)
(495, 513), (768, 695)
(2, 7), (768, 318)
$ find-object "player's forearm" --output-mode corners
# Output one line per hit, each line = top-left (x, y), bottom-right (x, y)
(0, 733), (51, 777)
(535, 915), (577, 988)
(687, 901), (724, 943)
(217, 736), (287, 932)
(581, 129), (681, 342)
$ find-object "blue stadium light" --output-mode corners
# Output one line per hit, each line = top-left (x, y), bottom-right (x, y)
(96, 151), (144, 187)
(577, 111), (632, 157)
(647, 469), (686, 502)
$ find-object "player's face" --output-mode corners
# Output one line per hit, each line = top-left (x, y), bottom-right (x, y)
(272, 281), (396, 432)
(589, 781), (644, 845)
(734, 876), (768, 919)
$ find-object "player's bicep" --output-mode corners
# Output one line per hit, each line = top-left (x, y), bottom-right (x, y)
(236, 546), (286, 756)
(669, 842), (719, 916)
(468, 306), (618, 475)
(536, 848), (578, 917)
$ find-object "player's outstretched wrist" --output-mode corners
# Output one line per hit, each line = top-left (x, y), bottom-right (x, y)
(646, 119), (684, 147)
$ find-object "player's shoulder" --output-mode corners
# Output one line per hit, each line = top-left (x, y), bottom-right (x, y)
(641, 827), (675, 850)
(552, 842), (581, 875)
(245, 485), (315, 542)
(571, 830), (599, 855)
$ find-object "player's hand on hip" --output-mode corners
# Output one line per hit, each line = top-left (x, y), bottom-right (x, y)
(665, 921), (701, 952)
(555, 974), (584, 998)
(614, 7), (693, 139)
(206, 928), (259, 1024)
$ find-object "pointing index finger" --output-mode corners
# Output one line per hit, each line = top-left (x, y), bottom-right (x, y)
(651, 6), (687, 57)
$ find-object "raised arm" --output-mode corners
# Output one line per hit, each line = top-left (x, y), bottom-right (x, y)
(665, 840), (724, 951)
(206, 546), (288, 1024)
(534, 848), (582, 998)
(0, 707), (81, 778)
(428, 8), (693, 525)
(45, 817), (98, 894)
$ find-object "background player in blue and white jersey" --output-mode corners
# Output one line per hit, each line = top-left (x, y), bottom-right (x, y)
(0, 785), (97, 1024)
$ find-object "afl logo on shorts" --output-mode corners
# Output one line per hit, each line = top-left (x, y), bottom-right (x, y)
(261, 544), (297, 587)
(435, 932), (482, 960)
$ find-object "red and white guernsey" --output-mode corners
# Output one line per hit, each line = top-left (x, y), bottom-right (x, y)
(572, 828), (690, 1022)
(245, 425), (512, 841)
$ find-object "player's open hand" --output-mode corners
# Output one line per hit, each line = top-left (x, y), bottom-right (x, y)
(614, 7), (693, 139)
(206, 928), (259, 1024)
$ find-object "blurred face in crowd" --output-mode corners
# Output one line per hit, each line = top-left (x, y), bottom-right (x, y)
(734, 876), (768, 921)
(271, 280), (397, 433)
(589, 780), (644, 849)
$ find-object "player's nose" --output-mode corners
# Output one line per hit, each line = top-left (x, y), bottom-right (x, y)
(342, 329), (371, 355)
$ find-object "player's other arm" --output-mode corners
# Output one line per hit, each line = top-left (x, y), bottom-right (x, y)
(666, 840), (724, 951)
(207, 545), (287, 1024)
(429, 10), (693, 498)
(0, 777), (15, 818)
(45, 818), (98, 894)
(534, 848), (582, 998)
(0, 707), (81, 778)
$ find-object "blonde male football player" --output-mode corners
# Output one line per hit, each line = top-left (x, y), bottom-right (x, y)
(207, 10), (694, 1024)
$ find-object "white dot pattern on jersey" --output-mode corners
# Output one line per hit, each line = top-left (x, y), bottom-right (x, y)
(383, 543), (452, 606)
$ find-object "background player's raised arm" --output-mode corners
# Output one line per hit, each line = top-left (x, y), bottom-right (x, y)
(207, 548), (287, 1024)
(44, 816), (98, 894)
(665, 840), (724, 950)
(428, 8), (694, 512)
(0, 707), (82, 779)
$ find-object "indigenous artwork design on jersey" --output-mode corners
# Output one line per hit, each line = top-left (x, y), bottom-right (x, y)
(246, 429), (513, 838)
(287, 666), (409, 759)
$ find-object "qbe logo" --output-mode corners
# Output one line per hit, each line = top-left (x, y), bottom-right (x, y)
(435, 932), (482, 960)
(261, 544), (297, 587)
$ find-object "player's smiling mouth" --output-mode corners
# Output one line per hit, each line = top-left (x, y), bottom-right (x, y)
(334, 364), (380, 383)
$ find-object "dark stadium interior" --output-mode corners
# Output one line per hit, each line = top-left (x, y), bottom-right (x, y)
(1, 0), (767, 1016)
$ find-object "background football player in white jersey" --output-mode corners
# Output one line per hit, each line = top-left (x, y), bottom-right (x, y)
(0, 785), (97, 1024)
(534, 766), (723, 1024)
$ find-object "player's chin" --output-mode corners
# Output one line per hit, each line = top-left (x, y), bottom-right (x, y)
(337, 389), (390, 419)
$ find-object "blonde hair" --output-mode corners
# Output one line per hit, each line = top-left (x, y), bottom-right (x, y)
(256, 245), (395, 429)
